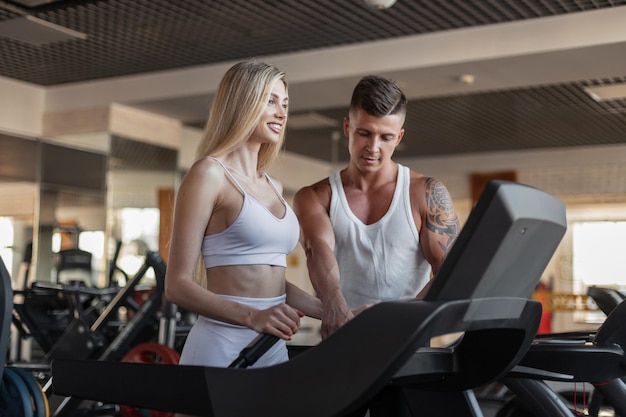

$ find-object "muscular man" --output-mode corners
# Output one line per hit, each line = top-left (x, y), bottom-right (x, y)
(294, 75), (460, 339)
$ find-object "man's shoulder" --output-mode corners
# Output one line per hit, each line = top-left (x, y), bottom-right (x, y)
(406, 172), (455, 213)
(405, 169), (452, 208)
(294, 177), (332, 214)
(406, 168), (429, 188)
(296, 177), (331, 196)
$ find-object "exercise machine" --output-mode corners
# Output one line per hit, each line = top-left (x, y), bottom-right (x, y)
(51, 180), (567, 417)
(496, 285), (626, 417)
(50, 250), (171, 416)
(11, 242), (126, 360)
(2, 255), (51, 417)
(7, 250), (176, 416)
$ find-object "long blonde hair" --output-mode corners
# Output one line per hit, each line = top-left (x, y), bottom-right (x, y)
(193, 61), (288, 286)
(196, 60), (288, 171)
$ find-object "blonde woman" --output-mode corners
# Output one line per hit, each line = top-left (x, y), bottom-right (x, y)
(165, 60), (322, 368)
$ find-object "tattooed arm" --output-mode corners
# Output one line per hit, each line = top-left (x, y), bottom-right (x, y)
(414, 176), (460, 278)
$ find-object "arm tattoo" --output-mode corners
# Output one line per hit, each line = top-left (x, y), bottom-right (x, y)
(424, 177), (460, 252)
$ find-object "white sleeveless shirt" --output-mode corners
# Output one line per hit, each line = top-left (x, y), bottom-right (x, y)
(329, 164), (432, 309)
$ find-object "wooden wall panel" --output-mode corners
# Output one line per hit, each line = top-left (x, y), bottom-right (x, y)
(470, 171), (518, 204)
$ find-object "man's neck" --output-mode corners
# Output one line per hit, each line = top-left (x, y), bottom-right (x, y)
(342, 162), (398, 192)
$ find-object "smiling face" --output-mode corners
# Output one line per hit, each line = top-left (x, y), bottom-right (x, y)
(344, 107), (404, 173)
(250, 79), (289, 145)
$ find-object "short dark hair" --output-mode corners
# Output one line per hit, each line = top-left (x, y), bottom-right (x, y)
(350, 75), (407, 117)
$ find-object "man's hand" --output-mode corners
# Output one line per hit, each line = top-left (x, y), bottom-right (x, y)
(321, 291), (353, 339)
(351, 304), (372, 316)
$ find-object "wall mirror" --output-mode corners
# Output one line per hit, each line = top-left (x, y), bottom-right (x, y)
(37, 142), (108, 286)
(107, 135), (178, 286)
(0, 132), (178, 289)
(0, 134), (108, 287)
(0, 133), (38, 287)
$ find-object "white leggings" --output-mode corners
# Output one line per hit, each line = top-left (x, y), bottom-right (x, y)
(179, 294), (288, 368)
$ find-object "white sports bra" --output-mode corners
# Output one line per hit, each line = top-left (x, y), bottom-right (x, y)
(201, 158), (299, 268)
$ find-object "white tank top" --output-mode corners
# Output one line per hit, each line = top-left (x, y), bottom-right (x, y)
(329, 164), (432, 309)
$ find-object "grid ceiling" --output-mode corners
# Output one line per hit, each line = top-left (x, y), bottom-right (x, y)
(291, 80), (626, 161)
(1, 0), (626, 161)
(1, 0), (624, 85)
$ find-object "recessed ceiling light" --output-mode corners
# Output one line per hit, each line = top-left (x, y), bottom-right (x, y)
(459, 74), (476, 85)
(0, 15), (87, 46)
(363, 0), (397, 10)
(584, 83), (626, 102)
(8, 0), (71, 7)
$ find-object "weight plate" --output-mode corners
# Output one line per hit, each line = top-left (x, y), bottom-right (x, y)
(11, 367), (49, 417)
(122, 342), (180, 365)
(0, 367), (33, 417)
(119, 343), (179, 417)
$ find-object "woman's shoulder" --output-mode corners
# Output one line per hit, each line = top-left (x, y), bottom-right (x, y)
(191, 156), (223, 173)
(185, 156), (227, 184)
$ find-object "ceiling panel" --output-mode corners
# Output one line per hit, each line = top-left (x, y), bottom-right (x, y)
(1, 0), (625, 161)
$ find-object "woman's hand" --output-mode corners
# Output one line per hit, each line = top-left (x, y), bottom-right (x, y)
(250, 304), (305, 340)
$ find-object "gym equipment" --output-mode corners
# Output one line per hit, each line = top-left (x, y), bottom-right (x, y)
(119, 342), (180, 417)
(1, 367), (31, 417)
(122, 341), (180, 365)
(13, 281), (119, 360)
(0, 255), (11, 380)
(498, 286), (626, 417)
(364, 179), (567, 417)
(6, 250), (175, 416)
(482, 286), (626, 416)
(2, 256), (50, 417)
(228, 333), (281, 368)
(585, 286), (626, 416)
(50, 180), (567, 417)
(49, 251), (172, 416)
(11, 275), (119, 359)
(108, 240), (130, 287)
(1, 367), (50, 417)
(11, 240), (143, 359)
(587, 285), (625, 316)
(12, 251), (167, 363)
(55, 248), (93, 286)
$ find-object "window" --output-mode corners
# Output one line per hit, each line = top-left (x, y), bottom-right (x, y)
(573, 221), (626, 290)
(572, 221), (626, 323)
(0, 217), (14, 277)
(113, 208), (160, 285)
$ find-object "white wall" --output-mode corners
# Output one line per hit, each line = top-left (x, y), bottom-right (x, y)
(399, 143), (626, 202)
(0, 76), (44, 136)
(108, 170), (177, 209)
